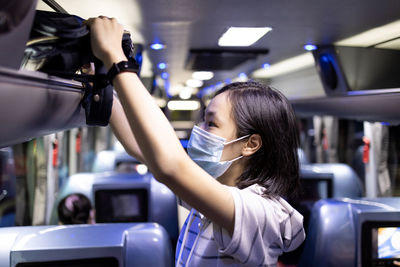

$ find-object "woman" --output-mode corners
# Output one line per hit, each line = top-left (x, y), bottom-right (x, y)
(86, 17), (305, 266)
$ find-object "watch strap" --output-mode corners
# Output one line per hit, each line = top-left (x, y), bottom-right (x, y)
(107, 57), (140, 85)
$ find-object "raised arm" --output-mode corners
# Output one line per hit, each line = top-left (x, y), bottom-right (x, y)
(110, 96), (146, 165)
(87, 17), (235, 234)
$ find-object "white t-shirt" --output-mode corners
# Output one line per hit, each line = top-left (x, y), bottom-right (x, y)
(175, 184), (305, 267)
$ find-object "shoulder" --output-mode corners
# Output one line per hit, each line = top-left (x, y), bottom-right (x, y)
(229, 184), (294, 219)
(213, 184), (305, 265)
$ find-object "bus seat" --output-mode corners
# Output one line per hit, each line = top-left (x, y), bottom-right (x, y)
(299, 198), (400, 267)
(298, 148), (310, 165)
(301, 163), (363, 198)
(92, 150), (143, 173)
(0, 223), (173, 267)
(279, 163), (363, 265)
(50, 171), (179, 243)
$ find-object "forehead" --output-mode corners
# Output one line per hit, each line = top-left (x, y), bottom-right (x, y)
(205, 92), (232, 119)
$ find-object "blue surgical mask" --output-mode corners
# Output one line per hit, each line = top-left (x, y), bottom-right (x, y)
(187, 125), (250, 178)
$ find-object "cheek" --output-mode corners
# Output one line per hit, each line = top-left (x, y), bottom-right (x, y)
(221, 143), (243, 161)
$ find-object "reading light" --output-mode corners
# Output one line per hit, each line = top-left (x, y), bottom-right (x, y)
(158, 62), (167, 69)
(262, 63), (270, 69)
(167, 100), (200, 111)
(192, 71), (214, 80)
(218, 27), (272, 47)
(304, 44), (317, 51)
(238, 72), (248, 80)
(150, 43), (165, 50)
(136, 164), (148, 175)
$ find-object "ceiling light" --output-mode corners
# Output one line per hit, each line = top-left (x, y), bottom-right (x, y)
(218, 27), (272, 47)
(304, 44), (317, 51)
(186, 79), (204, 88)
(179, 87), (193, 100)
(158, 62), (167, 69)
(150, 43), (165, 50)
(336, 19), (400, 47)
(167, 100), (200, 111)
(252, 19), (400, 79)
(252, 53), (314, 78)
(161, 72), (169, 79)
(192, 71), (214, 80)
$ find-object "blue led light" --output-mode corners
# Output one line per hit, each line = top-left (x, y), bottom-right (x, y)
(161, 72), (169, 79)
(238, 72), (247, 79)
(158, 62), (167, 69)
(304, 44), (317, 51)
(262, 63), (270, 69)
(150, 43), (165, 50)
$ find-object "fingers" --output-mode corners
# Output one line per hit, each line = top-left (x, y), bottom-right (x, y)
(84, 16), (118, 27)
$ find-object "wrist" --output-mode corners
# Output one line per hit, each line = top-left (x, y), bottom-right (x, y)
(103, 52), (128, 70)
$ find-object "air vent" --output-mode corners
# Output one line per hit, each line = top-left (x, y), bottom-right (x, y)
(185, 48), (268, 71)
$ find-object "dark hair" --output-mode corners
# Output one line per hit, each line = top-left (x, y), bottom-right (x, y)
(215, 81), (300, 199)
(58, 193), (92, 224)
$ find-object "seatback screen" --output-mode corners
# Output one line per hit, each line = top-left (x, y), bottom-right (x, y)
(362, 221), (400, 267)
(95, 189), (148, 223)
(16, 257), (118, 267)
(375, 227), (400, 259)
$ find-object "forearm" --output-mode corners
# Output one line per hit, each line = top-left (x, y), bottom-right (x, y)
(110, 96), (146, 164)
(111, 71), (188, 179)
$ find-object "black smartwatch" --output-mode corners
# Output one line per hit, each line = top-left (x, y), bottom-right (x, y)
(106, 57), (140, 85)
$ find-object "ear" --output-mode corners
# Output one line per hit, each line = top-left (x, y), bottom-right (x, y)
(242, 134), (262, 157)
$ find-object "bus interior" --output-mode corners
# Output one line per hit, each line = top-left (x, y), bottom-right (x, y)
(1, 0), (400, 266)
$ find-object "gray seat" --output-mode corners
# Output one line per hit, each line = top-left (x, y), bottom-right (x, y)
(280, 163), (363, 265)
(92, 150), (144, 173)
(50, 171), (179, 243)
(299, 198), (400, 267)
(0, 223), (173, 267)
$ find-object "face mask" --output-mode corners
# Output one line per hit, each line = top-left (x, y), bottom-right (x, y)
(187, 125), (250, 178)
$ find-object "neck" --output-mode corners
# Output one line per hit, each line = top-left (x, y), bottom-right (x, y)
(216, 159), (245, 187)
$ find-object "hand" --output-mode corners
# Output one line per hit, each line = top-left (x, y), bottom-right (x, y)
(85, 16), (128, 69)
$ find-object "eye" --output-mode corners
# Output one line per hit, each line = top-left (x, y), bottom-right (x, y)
(207, 121), (217, 127)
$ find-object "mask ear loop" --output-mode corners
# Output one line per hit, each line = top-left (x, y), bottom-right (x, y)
(223, 134), (250, 145)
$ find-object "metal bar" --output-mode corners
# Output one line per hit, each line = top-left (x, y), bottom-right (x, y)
(42, 0), (68, 14)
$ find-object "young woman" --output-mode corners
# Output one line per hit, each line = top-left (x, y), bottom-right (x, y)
(86, 17), (305, 266)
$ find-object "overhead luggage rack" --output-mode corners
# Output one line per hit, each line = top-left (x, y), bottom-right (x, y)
(0, 67), (86, 148)
(291, 88), (400, 124)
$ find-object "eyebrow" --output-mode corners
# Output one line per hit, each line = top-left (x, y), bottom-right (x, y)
(204, 110), (221, 124)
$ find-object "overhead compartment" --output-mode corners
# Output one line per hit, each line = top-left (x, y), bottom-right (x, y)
(313, 45), (400, 96)
(291, 88), (400, 124)
(0, 67), (86, 148)
(283, 45), (400, 123)
(0, 1), (117, 148)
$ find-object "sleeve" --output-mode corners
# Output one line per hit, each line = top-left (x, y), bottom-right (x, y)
(212, 186), (305, 266)
(177, 197), (192, 210)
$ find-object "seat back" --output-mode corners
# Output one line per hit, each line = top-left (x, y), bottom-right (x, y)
(280, 163), (363, 265)
(299, 198), (400, 267)
(50, 171), (179, 243)
(0, 223), (173, 267)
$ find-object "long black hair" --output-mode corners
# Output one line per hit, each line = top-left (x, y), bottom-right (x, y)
(215, 81), (300, 199)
